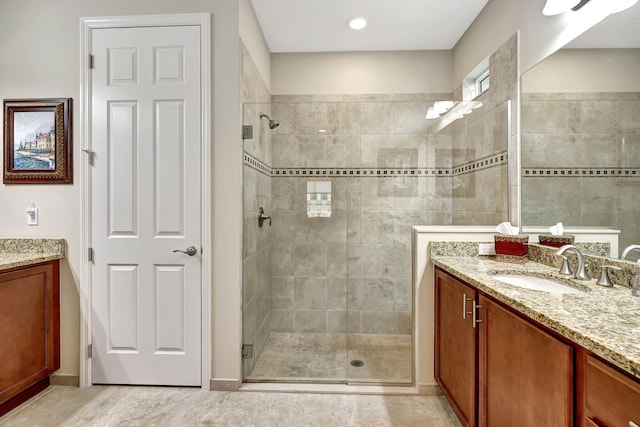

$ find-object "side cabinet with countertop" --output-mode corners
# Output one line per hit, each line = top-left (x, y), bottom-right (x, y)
(0, 260), (60, 417)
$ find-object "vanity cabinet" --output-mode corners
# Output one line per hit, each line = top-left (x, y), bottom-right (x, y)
(435, 267), (573, 427)
(0, 261), (60, 416)
(478, 295), (573, 426)
(435, 268), (477, 426)
(580, 352), (640, 427)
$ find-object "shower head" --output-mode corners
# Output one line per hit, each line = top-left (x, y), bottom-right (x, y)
(260, 113), (279, 130)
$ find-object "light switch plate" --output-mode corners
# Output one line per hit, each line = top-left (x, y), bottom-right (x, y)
(478, 243), (496, 255)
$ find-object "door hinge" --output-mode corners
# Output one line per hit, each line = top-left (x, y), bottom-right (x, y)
(88, 54), (94, 69)
(242, 344), (253, 359)
(88, 247), (94, 263)
(88, 343), (93, 358)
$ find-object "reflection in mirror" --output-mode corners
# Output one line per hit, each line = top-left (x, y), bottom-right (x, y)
(521, 4), (640, 261)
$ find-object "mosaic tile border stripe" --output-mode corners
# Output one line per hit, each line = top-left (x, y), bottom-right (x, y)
(452, 152), (507, 176)
(523, 168), (640, 178)
(244, 153), (272, 176)
(245, 152), (507, 178)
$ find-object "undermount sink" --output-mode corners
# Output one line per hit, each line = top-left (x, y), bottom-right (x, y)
(490, 273), (586, 295)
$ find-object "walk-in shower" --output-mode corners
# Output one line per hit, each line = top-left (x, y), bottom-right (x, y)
(242, 99), (509, 385)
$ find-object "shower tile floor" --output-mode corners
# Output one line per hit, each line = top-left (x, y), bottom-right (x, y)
(246, 332), (412, 383)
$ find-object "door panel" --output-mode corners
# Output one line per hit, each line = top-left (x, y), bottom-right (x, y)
(107, 265), (138, 353)
(154, 100), (185, 236)
(108, 101), (138, 236)
(91, 25), (201, 386)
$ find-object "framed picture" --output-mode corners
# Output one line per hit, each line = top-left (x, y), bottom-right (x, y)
(3, 98), (72, 184)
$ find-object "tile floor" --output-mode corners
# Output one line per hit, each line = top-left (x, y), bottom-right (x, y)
(246, 332), (412, 383)
(0, 385), (462, 426)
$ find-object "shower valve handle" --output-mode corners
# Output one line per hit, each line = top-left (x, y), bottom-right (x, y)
(258, 207), (271, 227)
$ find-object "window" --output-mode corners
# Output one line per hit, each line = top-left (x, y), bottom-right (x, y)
(462, 56), (490, 101)
(476, 70), (490, 96)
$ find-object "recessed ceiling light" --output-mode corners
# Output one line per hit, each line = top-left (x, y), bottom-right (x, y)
(346, 16), (367, 30)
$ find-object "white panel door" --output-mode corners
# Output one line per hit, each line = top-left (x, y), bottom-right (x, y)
(90, 25), (201, 386)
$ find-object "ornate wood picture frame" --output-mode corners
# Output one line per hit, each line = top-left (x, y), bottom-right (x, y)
(3, 98), (73, 184)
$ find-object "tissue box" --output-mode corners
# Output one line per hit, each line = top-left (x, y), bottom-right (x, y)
(538, 234), (575, 248)
(494, 234), (529, 257)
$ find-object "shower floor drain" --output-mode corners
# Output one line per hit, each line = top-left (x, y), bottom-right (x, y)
(350, 359), (364, 367)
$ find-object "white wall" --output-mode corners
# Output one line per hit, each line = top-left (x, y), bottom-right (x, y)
(0, 0), (242, 385)
(271, 50), (453, 95)
(522, 48), (640, 93)
(453, 0), (615, 85)
(239, 0), (271, 90)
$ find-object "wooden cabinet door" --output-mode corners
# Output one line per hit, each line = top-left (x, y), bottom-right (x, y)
(0, 261), (60, 410)
(583, 354), (640, 427)
(435, 268), (477, 427)
(478, 295), (573, 427)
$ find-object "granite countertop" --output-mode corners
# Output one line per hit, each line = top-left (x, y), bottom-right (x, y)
(432, 255), (640, 379)
(0, 239), (65, 271)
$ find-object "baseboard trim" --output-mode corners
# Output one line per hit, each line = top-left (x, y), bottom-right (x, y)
(210, 378), (240, 391)
(51, 374), (80, 387)
(417, 383), (441, 396)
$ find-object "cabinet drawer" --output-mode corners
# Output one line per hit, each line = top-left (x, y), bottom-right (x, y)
(584, 355), (640, 427)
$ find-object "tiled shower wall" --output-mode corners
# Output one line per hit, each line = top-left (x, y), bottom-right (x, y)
(451, 33), (516, 225)
(521, 92), (640, 252)
(267, 95), (453, 335)
(241, 41), (272, 377)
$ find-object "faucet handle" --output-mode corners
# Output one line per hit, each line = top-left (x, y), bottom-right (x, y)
(596, 265), (622, 287)
(557, 255), (573, 275)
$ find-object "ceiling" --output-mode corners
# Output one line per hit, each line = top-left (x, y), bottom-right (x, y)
(565, 2), (640, 48)
(250, 0), (491, 53)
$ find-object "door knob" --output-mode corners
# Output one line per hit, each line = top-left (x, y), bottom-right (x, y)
(173, 246), (198, 256)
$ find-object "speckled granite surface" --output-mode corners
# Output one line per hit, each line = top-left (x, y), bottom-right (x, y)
(432, 255), (640, 379)
(0, 239), (65, 271)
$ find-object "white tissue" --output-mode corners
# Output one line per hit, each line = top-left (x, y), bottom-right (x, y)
(549, 222), (564, 236)
(496, 222), (520, 236)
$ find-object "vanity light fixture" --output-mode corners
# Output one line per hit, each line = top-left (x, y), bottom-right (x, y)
(425, 101), (455, 119)
(346, 16), (367, 30)
(542, 0), (591, 15)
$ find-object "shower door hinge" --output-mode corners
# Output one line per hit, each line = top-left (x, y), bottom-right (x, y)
(88, 247), (94, 263)
(88, 54), (94, 69)
(242, 344), (253, 359)
(88, 343), (93, 358)
(242, 125), (253, 140)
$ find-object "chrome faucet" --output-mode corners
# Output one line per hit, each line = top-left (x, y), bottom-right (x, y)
(555, 245), (591, 280)
(620, 244), (640, 260)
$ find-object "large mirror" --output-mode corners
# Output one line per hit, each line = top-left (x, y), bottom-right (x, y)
(521, 4), (640, 261)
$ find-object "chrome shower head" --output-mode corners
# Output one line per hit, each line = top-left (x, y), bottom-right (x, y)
(260, 113), (279, 130)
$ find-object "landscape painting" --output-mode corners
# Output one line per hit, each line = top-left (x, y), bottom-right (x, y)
(13, 111), (57, 171)
(3, 98), (72, 184)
